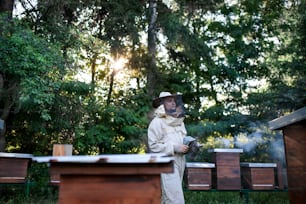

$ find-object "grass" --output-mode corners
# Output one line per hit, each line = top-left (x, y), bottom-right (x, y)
(0, 186), (289, 204)
(184, 191), (289, 204)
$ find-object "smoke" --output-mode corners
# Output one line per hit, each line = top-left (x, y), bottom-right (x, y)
(215, 138), (232, 148)
(234, 131), (264, 153)
(268, 133), (286, 163)
(215, 123), (286, 164)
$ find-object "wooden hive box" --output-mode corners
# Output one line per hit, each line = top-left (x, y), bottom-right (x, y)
(0, 152), (33, 183)
(241, 162), (276, 190)
(33, 153), (174, 204)
(209, 148), (243, 190)
(184, 162), (215, 190)
(269, 106), (306, 204)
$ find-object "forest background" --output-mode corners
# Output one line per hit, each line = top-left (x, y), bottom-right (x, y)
(0, 0), (305, 166)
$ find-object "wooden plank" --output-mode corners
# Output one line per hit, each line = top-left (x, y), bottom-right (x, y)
(276, 162), (284, 189)
(49, 162), (173, 186)
(50, 162), (173, 176)
(269, 107), (306, 130)
(0, 177), (26, 183)
(53, 144), (72, 156)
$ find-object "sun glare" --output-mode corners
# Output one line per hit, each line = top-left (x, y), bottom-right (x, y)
(112, 57), (128, 72)
(110, 57), (131, 86)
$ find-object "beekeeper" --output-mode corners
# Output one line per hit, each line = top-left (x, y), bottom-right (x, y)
(148, 92), (189, 204)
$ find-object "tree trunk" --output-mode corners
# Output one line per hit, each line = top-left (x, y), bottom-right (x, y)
(147, 0), (159, 98)
(0, 0), (14, 18)
(107, 70), (115, 106)
(0, 74), (4, 150)
(90, 53), (98, 85)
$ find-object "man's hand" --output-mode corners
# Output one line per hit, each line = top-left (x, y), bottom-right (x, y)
(174, 144), (189, 153)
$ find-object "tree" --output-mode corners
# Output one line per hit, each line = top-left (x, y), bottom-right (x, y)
(0, 0), (15, 150)
(0, 18), (65, 151)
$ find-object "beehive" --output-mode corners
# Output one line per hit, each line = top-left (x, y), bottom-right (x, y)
(0, 152), (32, 183)
(241, 162), (276, 190)
(209, 148), (243, 190)
(185, 162), (215, 190)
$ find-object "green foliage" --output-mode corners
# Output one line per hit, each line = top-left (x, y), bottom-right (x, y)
(0, 17), (65, 122)
(6, 79), (92, 154)
(0, 18), (64, 75)
(75, 102), (148, 155)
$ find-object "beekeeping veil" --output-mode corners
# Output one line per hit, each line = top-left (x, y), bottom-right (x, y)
(152, 92), (185, 118)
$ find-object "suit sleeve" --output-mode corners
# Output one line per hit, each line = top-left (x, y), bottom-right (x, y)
(148, 118), (174, 156)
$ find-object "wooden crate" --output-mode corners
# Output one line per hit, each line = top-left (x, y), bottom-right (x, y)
(50, 144), (73, 185)
(53, 144), (73, 156)
(241, 162), (277, 190)
(209, 148), (243, 190)
(185, 162), (215, 190)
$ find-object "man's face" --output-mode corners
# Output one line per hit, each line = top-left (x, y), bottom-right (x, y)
(163, 97), (176, 112)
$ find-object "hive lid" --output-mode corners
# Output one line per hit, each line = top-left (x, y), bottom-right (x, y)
(240, 162), (277, 168)
(32, 153), (173, 164)
(208, 148), (243, 153)
(186, 162), (215, 168)
(269, 106), (306, 130)
(0, 152), (33, 158)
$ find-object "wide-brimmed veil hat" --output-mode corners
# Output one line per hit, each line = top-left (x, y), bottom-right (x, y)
(152, 92), (181, 108)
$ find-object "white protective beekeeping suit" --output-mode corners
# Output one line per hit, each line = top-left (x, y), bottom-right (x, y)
(148, 92), (187, 204)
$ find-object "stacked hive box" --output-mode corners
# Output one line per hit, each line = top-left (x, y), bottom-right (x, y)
(209, 148), (243, 190)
